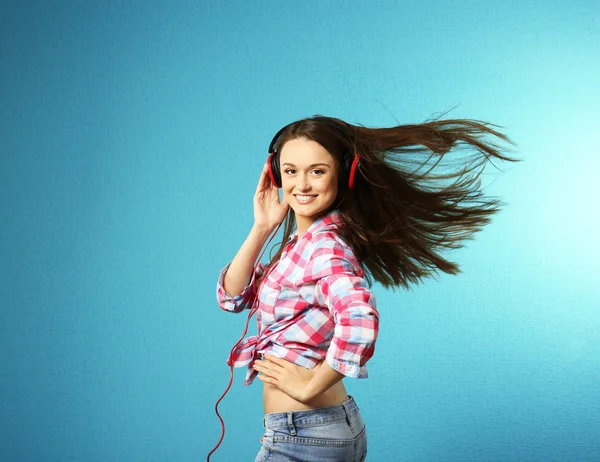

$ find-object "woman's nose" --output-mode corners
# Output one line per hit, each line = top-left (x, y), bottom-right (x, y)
(297, 174), (311, 190)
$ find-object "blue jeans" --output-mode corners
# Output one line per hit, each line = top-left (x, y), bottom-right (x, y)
(255, 395), (367, 462)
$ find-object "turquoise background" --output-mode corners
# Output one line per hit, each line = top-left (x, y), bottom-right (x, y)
(2, 1), (599, 460)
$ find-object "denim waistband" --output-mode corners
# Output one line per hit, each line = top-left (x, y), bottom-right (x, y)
(262, 395), (358, 429)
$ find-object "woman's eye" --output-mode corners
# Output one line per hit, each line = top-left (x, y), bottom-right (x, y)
(312, 169), (324, 175)
(284, 168), (296, 175)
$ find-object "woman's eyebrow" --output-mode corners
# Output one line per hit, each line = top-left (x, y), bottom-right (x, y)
(281, 163), (331, 168)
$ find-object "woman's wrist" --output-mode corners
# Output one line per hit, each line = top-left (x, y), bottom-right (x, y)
(251, 222), (276, 239)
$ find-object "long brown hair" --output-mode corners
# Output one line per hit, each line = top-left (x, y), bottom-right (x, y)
(259, 114), (517, 290)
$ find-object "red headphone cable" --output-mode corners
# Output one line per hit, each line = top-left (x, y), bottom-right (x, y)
(206, 221), (283, 461)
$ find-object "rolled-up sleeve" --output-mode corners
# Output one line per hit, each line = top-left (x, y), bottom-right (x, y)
(216, 262), (265, 313)
(310, 243), (379, 378)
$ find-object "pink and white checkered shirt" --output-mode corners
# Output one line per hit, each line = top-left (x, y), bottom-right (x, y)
(216, 209), (379, 386)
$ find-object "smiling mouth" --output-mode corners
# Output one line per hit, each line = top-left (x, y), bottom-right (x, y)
(294, 194), (317, 204)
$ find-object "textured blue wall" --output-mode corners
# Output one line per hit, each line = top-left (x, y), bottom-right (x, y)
(1, 1), (599, 460)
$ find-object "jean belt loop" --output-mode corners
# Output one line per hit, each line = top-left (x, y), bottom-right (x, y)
(287, 411), (297, 436)
(262, 416), (266, 428)
(341, 400), (353, 431)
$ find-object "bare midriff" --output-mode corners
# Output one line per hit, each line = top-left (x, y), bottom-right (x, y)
(262, 359), (349, 414)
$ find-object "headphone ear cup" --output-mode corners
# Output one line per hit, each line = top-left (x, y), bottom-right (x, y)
(268, 152), (282, 188)
(347, 154), (360, 189)
(340, 153), (353, 189)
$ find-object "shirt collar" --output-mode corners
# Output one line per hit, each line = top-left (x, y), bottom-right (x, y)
(288, 208), (343, 243)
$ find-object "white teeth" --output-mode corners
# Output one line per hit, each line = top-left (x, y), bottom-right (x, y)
(295, 195), (317, 203)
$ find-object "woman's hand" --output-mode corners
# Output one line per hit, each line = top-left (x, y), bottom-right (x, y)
(253, 355), (315, 403)
(254, 163), (289, 230)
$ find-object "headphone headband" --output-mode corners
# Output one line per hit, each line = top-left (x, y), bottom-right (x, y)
(268, 122), (294, 155)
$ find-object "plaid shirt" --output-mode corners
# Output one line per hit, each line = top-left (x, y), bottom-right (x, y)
(216, 210), (379, 386)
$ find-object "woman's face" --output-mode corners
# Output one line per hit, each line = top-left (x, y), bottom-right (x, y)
(279, 137), (339, 234)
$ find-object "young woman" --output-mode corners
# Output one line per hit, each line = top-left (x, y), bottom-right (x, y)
(215, 115), (515, 461)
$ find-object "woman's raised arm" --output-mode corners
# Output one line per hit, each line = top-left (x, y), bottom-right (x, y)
(222, 163), (288, 296)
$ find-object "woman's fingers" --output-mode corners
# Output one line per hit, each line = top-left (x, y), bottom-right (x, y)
(254, 360), (281, 380)
(259, 356), (284, 372)
(255, 355), (316, 385)
(253, 162), (288, 227)
(255, 164), (271, 193)
(263, 355), (286, 368)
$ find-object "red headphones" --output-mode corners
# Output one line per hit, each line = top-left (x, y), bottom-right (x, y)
(266, 119), (361, 190)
